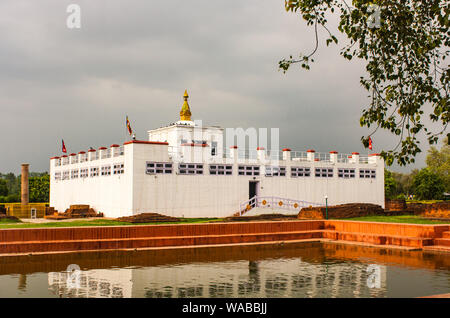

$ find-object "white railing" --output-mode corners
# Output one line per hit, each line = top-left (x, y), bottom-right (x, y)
(238, 195), (322, 216)
(91, 152), (99, 161)
(80, 154), (88, 163)
(166, 147), (372, 164)
(113, 146), (125, 157)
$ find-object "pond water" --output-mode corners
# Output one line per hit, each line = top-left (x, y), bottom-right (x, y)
(0, 242), (448, 298)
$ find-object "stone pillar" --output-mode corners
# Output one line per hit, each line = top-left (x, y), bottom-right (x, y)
(329, 151), (338, 163)
(307, 149), (315, 162)
(257, 147), (266, 161)
(88, 149), (97, 161)
(229, 146), (238, 162)
(352, 152), (360, 164)
(282, 148), (291, 161)
(21, 164), (29, 205)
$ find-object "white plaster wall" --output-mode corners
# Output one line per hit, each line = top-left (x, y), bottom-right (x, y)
(50, 149), (134, 218)
(131, 152), (384, 218)
(50, 145), (384, 219)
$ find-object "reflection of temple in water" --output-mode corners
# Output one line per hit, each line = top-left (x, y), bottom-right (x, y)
(48, 269), (133, 298)
(2, 242), (447, 298)
(47, 258), (387, 298)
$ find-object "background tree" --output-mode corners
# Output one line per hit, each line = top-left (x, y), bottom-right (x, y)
(0, 172), (49, 203)
(426, 137), (450, 191)
(0, 173), (20, 198)
(29, 174), (50, 203)
(0, 179), (8, 197)
(384, 168), (397, 199)
(391, 169), (418, 197)
(282, 1), (449, 166)
(412, 168), (445, 200)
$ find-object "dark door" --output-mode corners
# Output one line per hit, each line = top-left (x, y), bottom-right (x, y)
(249, 181), (258, 199)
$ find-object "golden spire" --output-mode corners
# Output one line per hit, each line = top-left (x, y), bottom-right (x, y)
(180, 89), (192, 121)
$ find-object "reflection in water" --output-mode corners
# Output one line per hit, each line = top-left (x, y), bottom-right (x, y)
(18, 274), (27, 291)
(48, 269), (132, 298)
(0, 242), (448, 298)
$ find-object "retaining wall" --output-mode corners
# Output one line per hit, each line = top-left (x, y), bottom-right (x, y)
(0, 220), (449, 255)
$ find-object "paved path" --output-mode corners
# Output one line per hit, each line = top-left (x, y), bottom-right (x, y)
(243, 207), (299, 216)
(20, 217), (107, 224)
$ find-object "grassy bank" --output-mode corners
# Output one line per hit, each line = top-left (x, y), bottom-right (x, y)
(0, 218), (225, 229)
(344, 215), (450, 224)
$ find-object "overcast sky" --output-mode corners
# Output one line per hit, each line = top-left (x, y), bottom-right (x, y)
(0, 0), (443, 175)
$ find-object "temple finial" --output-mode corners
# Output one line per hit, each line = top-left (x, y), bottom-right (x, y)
(180, 89), (192, 121)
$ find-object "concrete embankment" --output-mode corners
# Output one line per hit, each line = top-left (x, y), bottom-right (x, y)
(0, 220), (449, 255)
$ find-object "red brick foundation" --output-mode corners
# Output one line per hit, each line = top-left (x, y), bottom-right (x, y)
(0, 220), (449, 255)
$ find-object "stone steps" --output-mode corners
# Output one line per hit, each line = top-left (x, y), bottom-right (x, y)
(423, 245), (450, 253)
(0, 230), (324, 254)
(323, 230), (434, 248)
(434, 238), (450, 247)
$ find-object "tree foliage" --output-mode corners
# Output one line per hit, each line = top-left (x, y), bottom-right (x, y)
(0, 179), (8, 197)
(281, 0), (449, 166)
(0, 172), (49, 203)
(426, 137), (450, 191)
(391, 169), (418, 197)
(384, 168), (397, 199)
(412, 168), (445, 199)
(29, 174), (50, 203)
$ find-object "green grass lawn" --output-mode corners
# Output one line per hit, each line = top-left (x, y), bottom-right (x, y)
(0, 218), (225, 229)
(344, 215), (450, 224)
(0, 218), (23, 224)
(1, 214), (448, 229)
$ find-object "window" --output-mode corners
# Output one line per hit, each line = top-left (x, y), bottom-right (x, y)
(71, 169), (79, 179)
(62, 171), (70, 180)
(211, 141), (218, 156)
(101, 165), (111, 176)
(55, 159), (61, 167)
(338, 168), (355, 178)
(80, 168), (89, 178)
(360, 169), (376, 179)
(238, 165), (260, 176)
(113, 163), (125, 175)
(291, 167), (311, 177)
(62, 157), (69, 165)
(70, 156), (78, 164)
(179, 163), (203, 175)
(210, 164), (233, 175)
(90, 167), (99, 177)
(265, 166), (286, 177)
(146, 162), (173, 174)
(315, 167), (333, 178)
(54, 172), (61, 180)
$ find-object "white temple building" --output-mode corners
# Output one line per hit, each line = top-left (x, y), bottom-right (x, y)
(49, 91), (385, 218)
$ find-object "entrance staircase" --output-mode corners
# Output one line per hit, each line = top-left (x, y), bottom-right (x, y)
(235, 196), (322, 217)
(423, 230), (450, 252)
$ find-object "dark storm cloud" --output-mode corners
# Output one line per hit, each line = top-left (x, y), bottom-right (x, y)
(0, 0), (436, 174)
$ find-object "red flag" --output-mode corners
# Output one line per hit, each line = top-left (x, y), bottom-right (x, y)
(126, 115), (133, 136)
(62, 139), (67, 153)
(368, 136), (373, 150)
